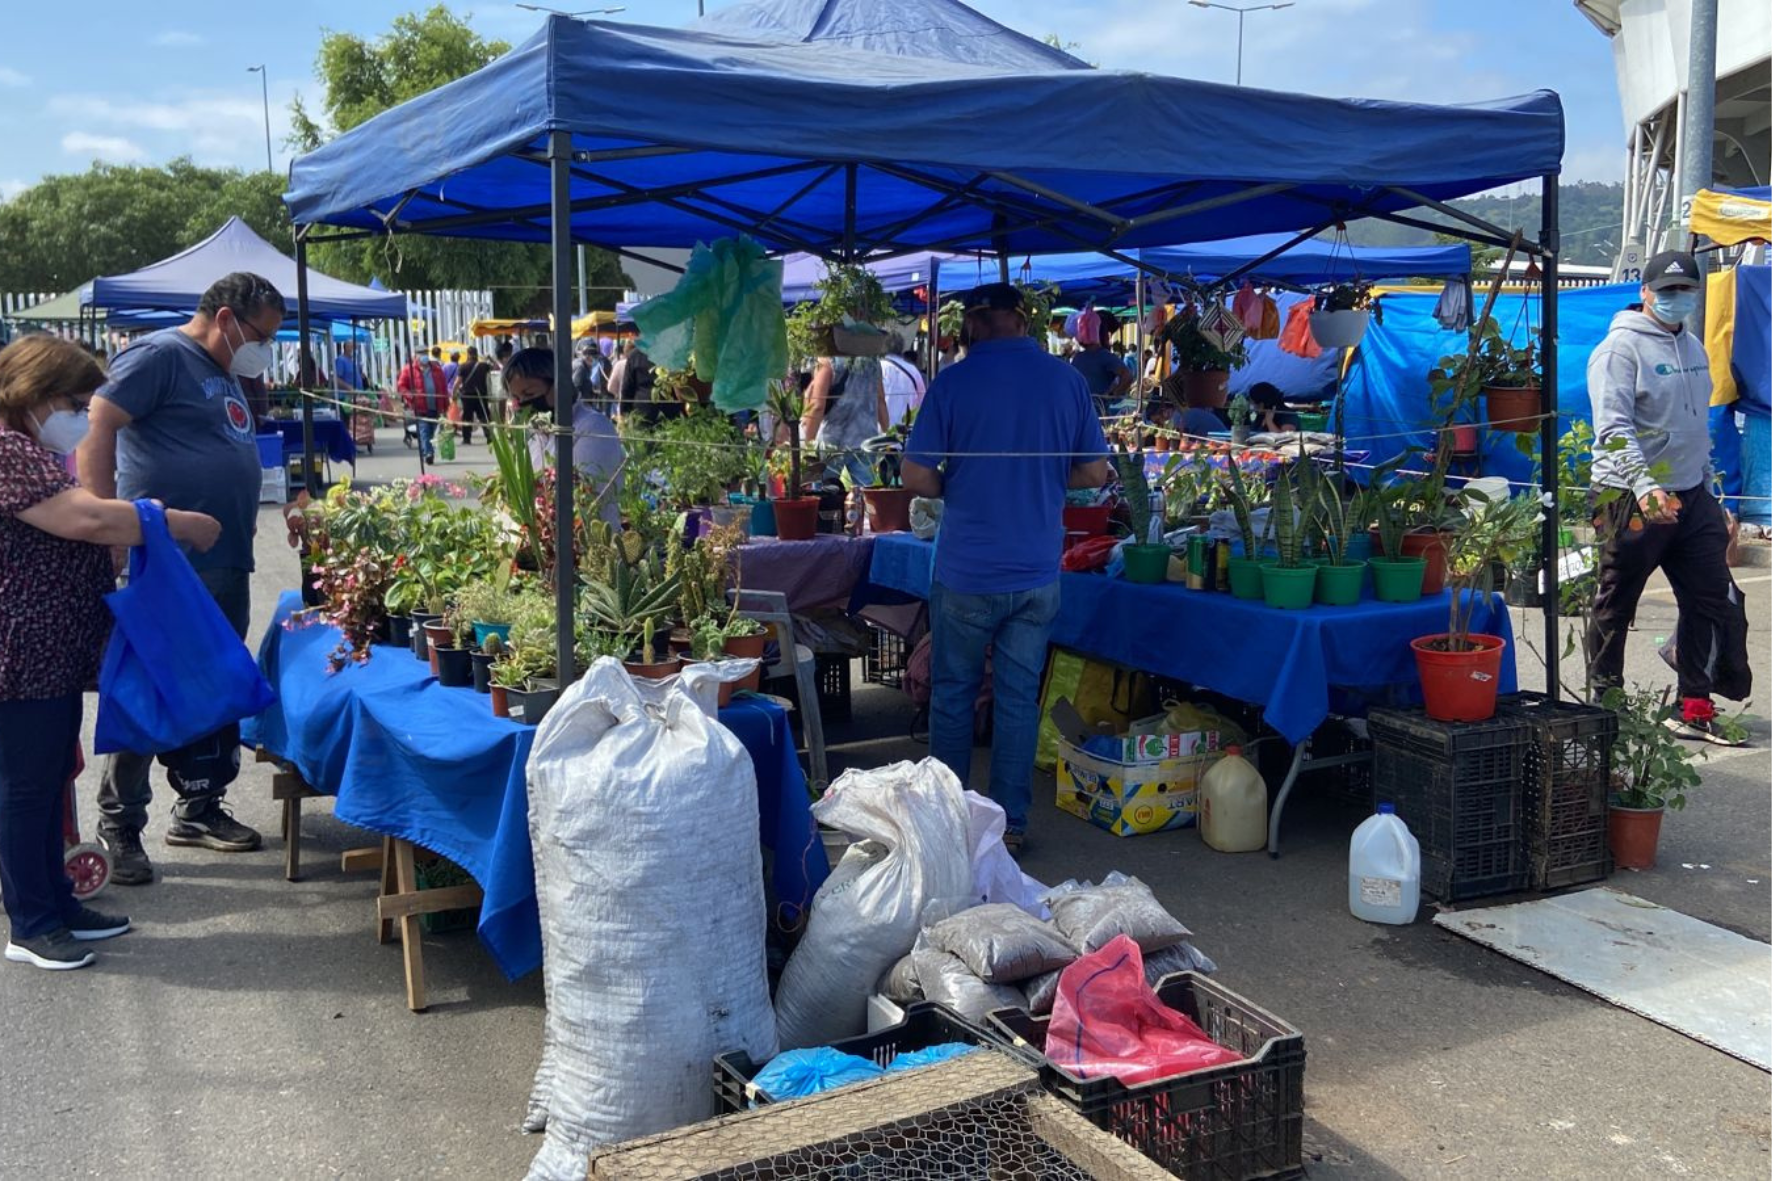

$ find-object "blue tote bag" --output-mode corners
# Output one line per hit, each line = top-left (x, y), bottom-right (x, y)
(94, 501), (276, 755)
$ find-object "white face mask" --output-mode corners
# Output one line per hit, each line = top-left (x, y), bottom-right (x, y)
(226, 317), (275, 379)
(31, 407), (90, 454)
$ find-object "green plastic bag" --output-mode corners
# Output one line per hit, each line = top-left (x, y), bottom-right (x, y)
(631, 236), (787, 413)
(437, 427), (456, 462)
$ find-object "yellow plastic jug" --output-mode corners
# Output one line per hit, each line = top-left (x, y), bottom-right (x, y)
(1198, 746), (1267, 853)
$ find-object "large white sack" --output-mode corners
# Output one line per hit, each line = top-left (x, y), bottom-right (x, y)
(773, 757), (974, 1050)
(963, 790), (1049, 915)
(523, 659), (773, 1181)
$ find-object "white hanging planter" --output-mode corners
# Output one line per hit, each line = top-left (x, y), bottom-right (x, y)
(1308, 308), (1369, 350)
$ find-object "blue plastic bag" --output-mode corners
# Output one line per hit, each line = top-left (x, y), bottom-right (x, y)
(885, 1043), (978, 1072)
(94, 501), (275, 755)
(749, 1047), (883, 1104)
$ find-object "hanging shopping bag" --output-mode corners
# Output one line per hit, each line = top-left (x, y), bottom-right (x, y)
(1034, 649), (1153, 772)
(94, 501), (275, 755)
(1277, 300), (1323, 359)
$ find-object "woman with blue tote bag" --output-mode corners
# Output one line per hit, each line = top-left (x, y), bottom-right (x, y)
(0, 338), (220, 971)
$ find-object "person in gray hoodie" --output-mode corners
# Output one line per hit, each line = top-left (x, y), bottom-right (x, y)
(1586, 250), (1749, 744)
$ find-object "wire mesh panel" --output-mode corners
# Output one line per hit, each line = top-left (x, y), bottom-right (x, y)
(591, 1052), (1173, 1180)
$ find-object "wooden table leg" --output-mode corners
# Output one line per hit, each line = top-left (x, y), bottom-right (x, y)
(390, 838), (427, 1011)
(377, 836), (397, 946)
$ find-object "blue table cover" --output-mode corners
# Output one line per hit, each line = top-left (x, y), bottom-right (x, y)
(863, 534), (1516, 745)
(242, 592), (825, 980)
(263, 418), (357, 466)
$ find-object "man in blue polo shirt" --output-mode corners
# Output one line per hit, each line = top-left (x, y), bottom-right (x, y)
(904, 284), (1110, 850)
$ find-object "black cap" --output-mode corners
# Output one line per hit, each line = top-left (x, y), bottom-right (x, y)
(962, 282), (1024, 313)
(1642, 250), (1701, 291)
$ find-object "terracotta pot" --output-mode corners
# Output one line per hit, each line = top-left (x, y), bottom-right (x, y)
(772, 497), (820, 541)
(490, 684), (512, 719)
(1410, 633), (1507, 722)
(1607, 803), (1663, 870)
(723, 632), (769, 661)
(623, 656), (683, 680)
(1180, 370), (1230, 410)
(1484, 384), (1542, 433)
(862, 487), (914, 534)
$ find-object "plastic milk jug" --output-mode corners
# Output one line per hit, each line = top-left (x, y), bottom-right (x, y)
(1348, 804), (1421, 924)
(1198, 746), (1267, 853)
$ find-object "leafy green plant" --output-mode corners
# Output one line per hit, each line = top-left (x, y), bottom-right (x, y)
(1267, 465), (1303, 568)
(1157, 313), (1248, 373)
(1112, 448), (1156, 544)
(688, 612), (767, 660)
(812, 262), (894, 328)
(1227, 394), (1252, 429)
(1313, 475), (1359, 566)
(1313, 280), (1383, 322)
(767, 378), (807, 497)
(485, 420), (545, 572)
(579, 529), (681, 655)
(631, 405), (749, 508)
(1604, 684), (1703, 811)
(1433, 488), (1541, 650)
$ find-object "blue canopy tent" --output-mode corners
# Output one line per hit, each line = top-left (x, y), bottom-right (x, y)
(283, 10), (1568, 687)
(83, 217), (407, 323)
(1017, 235), (1474, 300)
(690, 0), (1089, 71)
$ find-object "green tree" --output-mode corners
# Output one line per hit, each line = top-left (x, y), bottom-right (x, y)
(0, 161), (292, 293)
(291, 5), (627, 315)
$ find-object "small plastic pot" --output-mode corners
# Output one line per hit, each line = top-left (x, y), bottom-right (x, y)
(1369, 556), (1428, 603)
(386, 615), (413, 647)
(1607, 803), (1664, 870)
(862, 487), (914, 534)
(471, 621), (512, 648)
(1411, 633), (1507, 722)
(772, 497), (820, 541)
(1122, 543), (1172, 585)
(1260, 563), (1317, 610)
(623, 656), (683, 680)
(1226, 556), (1265, 600)
(1315, 560), (1367, 606)
(470, 650), (495, 694)
(435, 645), (473, 688)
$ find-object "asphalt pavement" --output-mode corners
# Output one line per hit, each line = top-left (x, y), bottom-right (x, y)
(0, 429), (1765, 1179)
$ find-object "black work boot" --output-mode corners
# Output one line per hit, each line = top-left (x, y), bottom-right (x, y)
(99, 826), (154, 886)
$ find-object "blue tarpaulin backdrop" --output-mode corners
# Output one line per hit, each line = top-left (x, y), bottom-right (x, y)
(1341, 284), (1636, 485)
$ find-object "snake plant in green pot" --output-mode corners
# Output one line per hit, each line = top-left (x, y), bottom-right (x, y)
(1312, 477), (1369, 607)
(1114, 448), (1172, 585)
(1368, 475), (1429, 603)
(1259, 466), (1316, 609)
(1222, 460), (1269, 600)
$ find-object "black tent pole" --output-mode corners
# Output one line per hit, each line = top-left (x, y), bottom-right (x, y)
(549, 129), (578, 687)
(295, 228), (318, 497)
(1539, 175), (1561, 702)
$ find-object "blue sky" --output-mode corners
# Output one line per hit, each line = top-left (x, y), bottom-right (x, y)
(0, 0), (1625, 202)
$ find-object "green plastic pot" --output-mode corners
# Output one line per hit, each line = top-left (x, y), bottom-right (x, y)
(1260, 563), (1317, 610)
(1370, 556), (1428, 603)
(1122, 543), (1173, 585)
(1315, 560), (1367, 606)
(1226, 556), (1265, 600)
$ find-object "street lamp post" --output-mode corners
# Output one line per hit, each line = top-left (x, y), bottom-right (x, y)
(246, 65), (272, 172)
(1187, 1), (1295, 86)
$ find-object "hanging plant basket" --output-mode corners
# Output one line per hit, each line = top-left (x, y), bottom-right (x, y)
(1483, 384), (1542, 433)
(830, 324), (893, 357)
(1308, 308), (1369, 350)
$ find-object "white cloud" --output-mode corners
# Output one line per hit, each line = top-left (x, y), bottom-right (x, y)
(60, 131), (146, 163)
(0, 66), (29, 87)
(46, 86), (297, 170)
(0, 178), (28, 202)
(151, 31), (206, 48)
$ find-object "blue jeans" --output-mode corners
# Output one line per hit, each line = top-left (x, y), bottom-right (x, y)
(416, 417), (437, 460)
(0, 694), (82, 939)
(929, 579), (1061, 833)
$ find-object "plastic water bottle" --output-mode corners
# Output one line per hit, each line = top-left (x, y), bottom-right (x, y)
(1198, 745), (1267, 853)
(1348, 803), (1420, 924)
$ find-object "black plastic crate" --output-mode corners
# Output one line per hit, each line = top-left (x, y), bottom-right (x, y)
(863, 623), (909, 690)
(988, 972), (1305, 1180)
(713, 1002), (1000, 1114)
(1369, 708), (1530, 902)
(1495, 691), (1616, 890)
(816, 653), (853, 724)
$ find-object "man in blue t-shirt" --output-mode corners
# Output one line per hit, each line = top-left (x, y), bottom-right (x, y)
(79, 272), (284, 882)
(904, 284), (1110, 849)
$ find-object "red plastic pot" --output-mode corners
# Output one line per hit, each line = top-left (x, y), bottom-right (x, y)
(490, 684), (512, 719)
(1607, 804), (1664, 870)
(1062, 505), (1113, 536)
(772, 497), (820, 541)
(1410, 633), (1506, 722)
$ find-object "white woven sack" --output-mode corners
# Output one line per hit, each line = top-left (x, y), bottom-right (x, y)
(773, 758), (974, 1049)
(523, 659), (773, 1180)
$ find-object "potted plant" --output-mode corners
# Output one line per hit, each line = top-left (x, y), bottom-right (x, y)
(1258, 465), (1315, 609)
(470, 632), (503, 695)
(766, 379), (819, 540)
(1409, 488), (1539, 722)
(1222, 460), (1269, 600)
(579, 529), (682, 677)
(858, 447), (914, 534)
(431, 617), (475, 687)
(1311, 476), (1368, 607)
(488, 648), (529, 719)
(501, 647), (560, 723)
(1475, 320), (1542, 433)
(1308, 280), (1381, 350)
(809, 263), (895, 356)
(1112, 449), (1172, 584)
(1601, 684), (1736, 868)
(1157, 312), (1247, 410)
(451, 573), (520, 649)
(1227, 393), (1253, 448)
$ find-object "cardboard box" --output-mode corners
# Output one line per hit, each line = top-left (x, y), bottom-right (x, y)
(1050, 699), (1221, 837)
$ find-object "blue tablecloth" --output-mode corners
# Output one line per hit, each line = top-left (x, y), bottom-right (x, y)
(863, 535), (1516, 745)
(263, 419), (356, 466)
(242, 592), (825, 980)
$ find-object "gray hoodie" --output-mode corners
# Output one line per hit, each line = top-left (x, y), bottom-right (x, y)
(1586, 308), (1713, 497)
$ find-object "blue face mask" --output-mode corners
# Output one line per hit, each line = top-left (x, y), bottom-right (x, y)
(1649, 290), (1698, 324)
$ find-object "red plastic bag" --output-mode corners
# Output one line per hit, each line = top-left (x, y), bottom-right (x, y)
(1046, 935), (1241, 1085)
(1277, 300), (1322, 359)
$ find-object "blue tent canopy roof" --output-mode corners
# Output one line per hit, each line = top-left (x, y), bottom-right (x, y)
(284, 15), (1564, 257)
(691, 0), (1090, 70)
(84, 217), (407, 322)
(1022, 235), (1474, 297)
